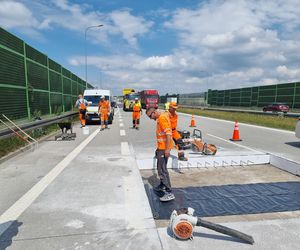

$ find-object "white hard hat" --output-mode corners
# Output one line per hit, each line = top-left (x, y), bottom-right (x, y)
(100, 95), (105, 99)
(135, 98), (138, 100)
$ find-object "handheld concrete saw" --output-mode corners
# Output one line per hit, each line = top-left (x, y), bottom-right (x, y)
(169, 207), (254, 244)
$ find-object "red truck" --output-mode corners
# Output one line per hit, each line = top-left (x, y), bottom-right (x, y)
(139, 89), (159, 109)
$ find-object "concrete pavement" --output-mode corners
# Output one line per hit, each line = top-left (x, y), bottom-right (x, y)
(0, 107), (300, 249)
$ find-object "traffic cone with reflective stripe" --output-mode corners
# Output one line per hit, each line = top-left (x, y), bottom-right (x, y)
(190, 114), (196, 127)
(230, 121), (242, 141)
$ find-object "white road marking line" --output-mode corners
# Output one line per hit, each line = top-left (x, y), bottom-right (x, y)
(120, 123), (124, 127)
(121, 142), (130, 155)
(207, 133), (261, 153)
(179, 112), (294, 134)
(114, 106), (120, 115)
(0, 128), (100, 236)
(120, 130), (126, 136)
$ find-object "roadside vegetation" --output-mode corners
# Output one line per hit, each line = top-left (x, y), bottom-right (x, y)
(179, 108), (298, 131)
(0, 114), (78, 159)
(0, 124), (60, 159)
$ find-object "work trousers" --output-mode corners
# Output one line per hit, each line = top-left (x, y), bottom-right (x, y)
(156, 149), (172, 192)
(79, 109), (86, 126)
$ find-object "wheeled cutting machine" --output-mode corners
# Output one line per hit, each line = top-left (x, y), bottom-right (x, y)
(179, 129), (217, 155)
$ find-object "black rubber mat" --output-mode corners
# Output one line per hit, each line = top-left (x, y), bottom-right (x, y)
(144, 181), (300, 220)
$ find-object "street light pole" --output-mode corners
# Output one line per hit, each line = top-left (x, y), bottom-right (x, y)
(85, 24), (103, 90)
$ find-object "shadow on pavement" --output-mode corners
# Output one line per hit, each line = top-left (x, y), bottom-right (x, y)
(285, 141), (300, 148)
(0, 220), (22, 250)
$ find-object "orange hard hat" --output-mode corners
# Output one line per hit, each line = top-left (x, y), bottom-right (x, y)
(169, 102), (178, 109)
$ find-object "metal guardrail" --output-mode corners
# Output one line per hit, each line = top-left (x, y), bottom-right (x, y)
(0, 111), (77, 139)
(178, 105), (300, 118)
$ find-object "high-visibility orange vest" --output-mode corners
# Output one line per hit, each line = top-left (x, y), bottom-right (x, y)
(79, 99), (86, 110)
(168, 111), (181, 140)
(99, 100), (110, 112)
(156, 112), (174, 150)
(133, 103), (141, 112)
(169, 112), (178, 130)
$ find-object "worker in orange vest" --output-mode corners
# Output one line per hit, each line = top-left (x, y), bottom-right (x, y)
(98, 95), (110, 131)
(168, 102), (188, 161)
(75, 94), (89, 127)
(146, 107), (175, 202)
(132, 98), (142, 130)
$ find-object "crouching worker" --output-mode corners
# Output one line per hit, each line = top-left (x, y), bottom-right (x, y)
(98, 95), (110, 131)
(75, 94), (88, 127)
(168, 102), (188, 161)
(132, 98), (142, 129)
(146, 108), (175, 202)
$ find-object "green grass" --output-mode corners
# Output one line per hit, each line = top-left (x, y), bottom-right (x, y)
(0, 124), (60, 159)
(179, 108), (298, 131)
(0, 115), (79, 159)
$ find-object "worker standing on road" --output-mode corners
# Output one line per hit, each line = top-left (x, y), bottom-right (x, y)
(98, 95), (110, 131)
(132, 98), (142, 130)
(146, 107), (175, 202)
(168, 102), (188, 161)
(164, 102), (170, 111)
(75, 94), (88, 127)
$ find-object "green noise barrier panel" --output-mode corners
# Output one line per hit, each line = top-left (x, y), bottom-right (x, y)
(49, 71), (62, 93)
(27, 61), (48, 90)
(0, 47), (25, 87)
(50, 93), (63, 115)
(63, 77), (71, 94)
(29, 90), (50, 116)
(208, 82), (300, 109)
(0, 27), (93, 121)
(63, 95), (73, 112)
(0, 87), (27, 120)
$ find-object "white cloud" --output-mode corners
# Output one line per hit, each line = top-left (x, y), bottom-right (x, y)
(0, 0), (39, 29)
(185, 77), (201, 84)
(109, 10), (153, 47)
(0, 0), (153, 49)
(276, 65), (300, 78)
(135, 56), (176, 70)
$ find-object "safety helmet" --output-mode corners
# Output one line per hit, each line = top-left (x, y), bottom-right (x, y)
(100, 95), (105, 99)
(169, 102), (178, 109)
(134, 98), (138, 101)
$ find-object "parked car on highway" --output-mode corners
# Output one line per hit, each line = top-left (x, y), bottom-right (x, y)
(262, 103), (289, 113)
(296, 117), (300, 138)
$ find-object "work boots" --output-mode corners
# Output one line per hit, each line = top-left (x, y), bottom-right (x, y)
(178, 152), (188, 161)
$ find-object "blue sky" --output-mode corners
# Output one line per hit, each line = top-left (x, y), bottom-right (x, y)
(1, 0), (300, 95)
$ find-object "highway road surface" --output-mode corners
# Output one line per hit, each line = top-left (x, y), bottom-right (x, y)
(0, 106), (300, 249)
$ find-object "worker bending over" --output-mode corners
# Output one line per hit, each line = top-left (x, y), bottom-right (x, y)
(75, 94), (88, 127)
(168, 102), (188, 161)
(146, 107), (175, 202)
(132, 98), (142, 129)
(98, 95), (110, 131)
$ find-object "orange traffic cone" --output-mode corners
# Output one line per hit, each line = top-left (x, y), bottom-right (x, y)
(190, 114), (196, 127)
(230, 121), (242, 141)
